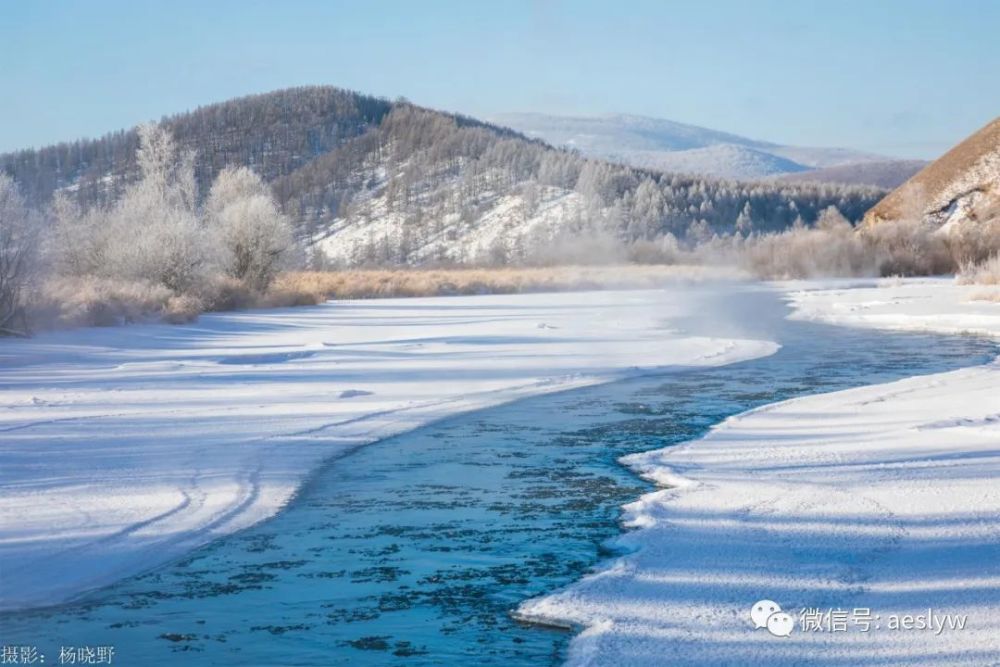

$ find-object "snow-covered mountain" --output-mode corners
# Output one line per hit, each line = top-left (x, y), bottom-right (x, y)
(491, 112), (888, 180)
(620, 144), (811, 180)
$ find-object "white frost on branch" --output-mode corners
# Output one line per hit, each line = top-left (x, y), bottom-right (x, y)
(206, 167), (294, 291)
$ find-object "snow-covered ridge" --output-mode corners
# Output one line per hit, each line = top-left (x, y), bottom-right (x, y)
(786, 277), (1000, 338)
(521, 278), (1000, 665)
(0, 288), (777, 611)
(620, 144), (810, 181)
(491, 111), (887, 180)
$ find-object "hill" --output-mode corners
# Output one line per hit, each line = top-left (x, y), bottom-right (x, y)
(1, 87), (885, 267)
(610, 144), (811, 180)
(0, 87), (394, 209)
(490, 112), (886, 180)
(864, 117), (1000, 228)
(780, 160), (927, 189)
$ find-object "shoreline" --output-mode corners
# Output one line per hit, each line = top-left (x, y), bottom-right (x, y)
(0, 368), (683, 618)
(0, 287), (777, 612)
(520, 278), (1000, 665)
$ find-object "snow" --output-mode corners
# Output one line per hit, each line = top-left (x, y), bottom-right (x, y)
(928, 138), (1000, 228)
(786, 276), (1000, 338)
(622, 144), (811, 180)
(312, 179), (586, 266)
(520, 277), (1000, 665)
(0, 289), (776, 612)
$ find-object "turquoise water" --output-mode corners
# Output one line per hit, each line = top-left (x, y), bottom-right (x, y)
(2, 288), (995, 665)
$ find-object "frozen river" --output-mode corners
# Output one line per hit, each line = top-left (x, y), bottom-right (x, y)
(1, 287), (994, 665)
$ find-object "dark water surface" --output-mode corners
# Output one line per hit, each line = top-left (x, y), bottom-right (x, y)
(2, 286), (995, 666)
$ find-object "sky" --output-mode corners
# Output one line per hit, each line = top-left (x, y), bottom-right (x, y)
(1, 0), (998, 158)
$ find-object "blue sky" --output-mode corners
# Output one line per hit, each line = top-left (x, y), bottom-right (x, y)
(2, 0), (998, 158)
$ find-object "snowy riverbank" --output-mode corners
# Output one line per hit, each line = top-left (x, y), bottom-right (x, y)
(0, 288), (776, 611)
(787, 276), (1000, 338)
(521, 277), (1000, 665)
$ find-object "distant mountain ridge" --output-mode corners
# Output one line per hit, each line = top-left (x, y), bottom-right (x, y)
(494, 112), (777, 153)
(622, 144), (811, 179)
(490, 112), (891, 181)
(781, 160), (927, 189)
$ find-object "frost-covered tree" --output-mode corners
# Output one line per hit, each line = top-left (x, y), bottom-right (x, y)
(104, 124), (208, 292)
(815, 205), (851, 232)
(52, 123), (211, 292)
(48, 193), (109, 276)
(0, 175), (39, 335)
(206, 167), (294, 291)
(735, 202), (754, 235)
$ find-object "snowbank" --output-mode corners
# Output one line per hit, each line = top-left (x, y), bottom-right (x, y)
(787, 276), (1000, 338)
(0, 289), (775, 611)
(522, 278), (1000, 665)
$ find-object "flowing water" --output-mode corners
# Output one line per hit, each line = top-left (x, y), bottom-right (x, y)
(2, 287), (995, 665)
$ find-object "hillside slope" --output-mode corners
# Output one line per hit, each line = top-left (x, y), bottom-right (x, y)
(864, 117), (1000, 227)
(0, 87), (393, 208)
(276, 105), (882, 266)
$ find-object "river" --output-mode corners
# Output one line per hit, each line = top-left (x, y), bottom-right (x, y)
(1, 286), (994, 665)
